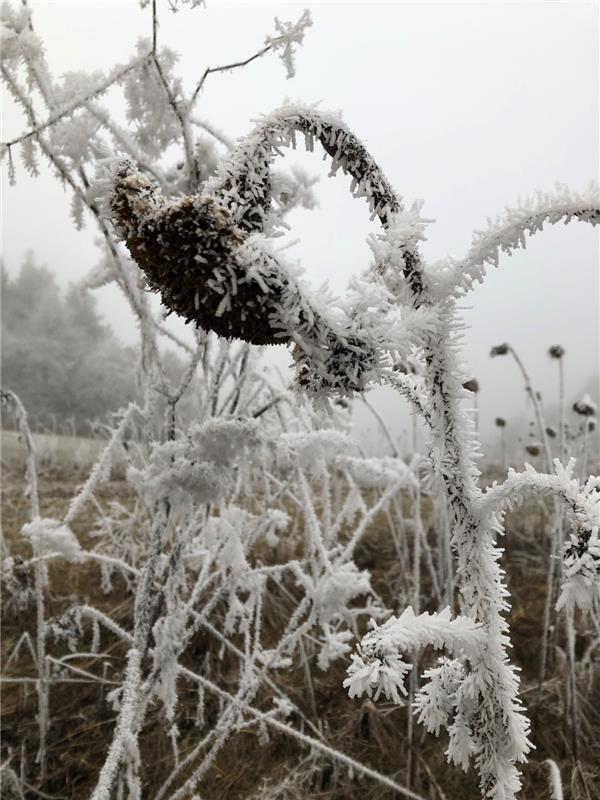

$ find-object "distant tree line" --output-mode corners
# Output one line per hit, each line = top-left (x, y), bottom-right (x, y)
(1, 253), (141, 435)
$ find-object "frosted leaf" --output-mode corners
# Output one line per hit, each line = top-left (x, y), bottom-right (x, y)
(22, 517), (83, 562)
(558, 498), (600, 611)
(317, 629), (353, 671)
(271, 697), (294, 719)
(122, 40), (182, 159)
(344, 649), (411, 705)
(263, 509), (290, 547)
(296, 562), (371, 625)
(414, 657), (466, 735)
(447, 710), (476, 771)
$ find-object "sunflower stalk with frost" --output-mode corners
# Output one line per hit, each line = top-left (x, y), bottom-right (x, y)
(109, 103), (599, 799)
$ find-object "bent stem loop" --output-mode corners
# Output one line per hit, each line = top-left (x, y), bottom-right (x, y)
(109, 106), (600, 799)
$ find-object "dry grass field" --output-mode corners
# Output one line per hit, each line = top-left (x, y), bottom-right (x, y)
(2, 437), (599, 800)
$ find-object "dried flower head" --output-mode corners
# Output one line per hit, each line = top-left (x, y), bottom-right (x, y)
(545, 426), (557, 439)
(548, 345), (565, 359)
(462, 378), (479, 393)
(573, 394), (597, 417)
(490, 343), (509, 357)
(110, 159), (379, 395)
(495, 417), (506, 428)
(525, 443), (541, 457)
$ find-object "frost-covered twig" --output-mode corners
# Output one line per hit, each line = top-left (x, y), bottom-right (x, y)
(65, 403), (144, 524)
(479, 460), (600, 611)
(1, 54), (151, 149)
(179, 665), (428, 800)
(428, 185), (600, 299)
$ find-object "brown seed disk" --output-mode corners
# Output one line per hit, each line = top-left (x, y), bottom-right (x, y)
(111, 162), (292, 345)
(110, 161), (379, 395)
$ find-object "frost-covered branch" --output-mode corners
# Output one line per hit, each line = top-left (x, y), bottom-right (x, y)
(428, 185), (600, 299)
(344, 607), (485, 704)
(479, 460), (600, 611)
(1, 54), (151, 150)
(190, 10), (312, 103)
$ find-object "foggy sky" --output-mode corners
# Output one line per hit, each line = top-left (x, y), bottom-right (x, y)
(2, 1), (598, 451)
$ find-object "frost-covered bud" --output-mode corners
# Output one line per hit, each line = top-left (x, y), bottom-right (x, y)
(548, 345), (565, 359)
(490, 343), (509, 357)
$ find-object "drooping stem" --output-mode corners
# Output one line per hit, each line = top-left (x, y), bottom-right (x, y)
(506, 346), (553, 473)
(558, 357), (565, 462)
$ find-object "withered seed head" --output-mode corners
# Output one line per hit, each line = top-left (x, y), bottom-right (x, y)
(573, 398), (596, 417)
(110, 160), (378, 395)
(490, 343), (509, 357)
(548, 345), (565, 359)
(462, 378), (479, 393)
(111, 161), (286, 346)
